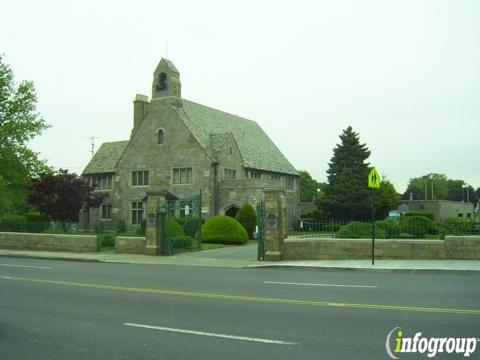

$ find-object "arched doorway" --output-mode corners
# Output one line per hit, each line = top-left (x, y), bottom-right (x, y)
(225, 205), (240, 218)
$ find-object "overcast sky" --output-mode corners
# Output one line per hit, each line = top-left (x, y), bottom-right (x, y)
(2, 0), (479, 193)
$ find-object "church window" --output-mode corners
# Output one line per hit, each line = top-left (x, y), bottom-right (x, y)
(132, 170), (149, 186)
(224, 168), (236, 180)
(93, 174), (113, 190)
(158, 129), (165, 144)
(131, 201), (144, 224)
(246, 170), (261, 179)
(271, 174), (280, 181)
(101, 204), (112, 220)
(286, 176), (295, 190)
(173, 167), (193, 184)
(157, 72), (167, 91)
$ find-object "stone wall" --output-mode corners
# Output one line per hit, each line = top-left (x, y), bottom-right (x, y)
(115, 236), (146, 254)
(0, 232), (98, 252)
(282, 236), (480, 260)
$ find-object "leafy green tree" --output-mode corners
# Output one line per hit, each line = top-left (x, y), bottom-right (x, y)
(235, 203), (257, 239)
(298, 170), (325, 202)
(403, 174), (477, 204)
(319, 126), (371, 220)
(375, 179), (400, 219)
(0, 55), (49, 215)
(27, 170), (106, 229)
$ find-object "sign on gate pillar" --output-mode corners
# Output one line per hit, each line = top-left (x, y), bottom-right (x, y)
(263, 189), (287, 261)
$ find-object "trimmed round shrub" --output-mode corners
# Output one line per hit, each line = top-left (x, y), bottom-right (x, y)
(235, 204), (257, 239)
(201, 215), (248, 245)
(173, 235), (194, 249)
(400, 216), (432, 238)
(404, 212), (434, 221)
(375, 220), (400, 238)
(336, 221), (385, 239)
(0, 215), (27, 232)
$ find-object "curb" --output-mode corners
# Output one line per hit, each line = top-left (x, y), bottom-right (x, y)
(246, 264), (480, 274)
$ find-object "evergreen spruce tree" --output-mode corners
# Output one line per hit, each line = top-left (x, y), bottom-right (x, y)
(319, 126), (371, 220)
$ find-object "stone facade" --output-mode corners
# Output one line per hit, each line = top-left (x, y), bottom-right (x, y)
(83, 58), (299, 226)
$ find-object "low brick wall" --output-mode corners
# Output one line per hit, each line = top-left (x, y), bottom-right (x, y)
(0, 232), (98, 252)
(115, 236), (146, 254)
(282, 236), (480, 260)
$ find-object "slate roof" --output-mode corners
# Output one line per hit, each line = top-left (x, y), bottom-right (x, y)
(177, 99), (298, 175)
(82, 140), (129, 175)
(83, 100), (297, 176)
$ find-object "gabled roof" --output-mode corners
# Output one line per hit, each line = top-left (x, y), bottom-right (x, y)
(83, 140), (129, 175)
(176, 99), (298, 175)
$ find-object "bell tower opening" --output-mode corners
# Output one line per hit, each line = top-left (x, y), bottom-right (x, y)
(152, 58), (181, 99)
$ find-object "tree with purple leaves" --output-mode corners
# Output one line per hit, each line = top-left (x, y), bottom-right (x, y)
(27, 169), (106, 230)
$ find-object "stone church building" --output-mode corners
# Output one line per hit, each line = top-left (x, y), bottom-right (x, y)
(82, 58), (299, 226)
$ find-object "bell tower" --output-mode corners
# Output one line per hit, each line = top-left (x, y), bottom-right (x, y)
(151, 58), (181, 99)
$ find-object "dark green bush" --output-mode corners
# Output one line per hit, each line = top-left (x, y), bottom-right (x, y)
(116, 221), (126, 234)
(182, 218), (203, 237)
(201, 215), (248, 245)
(98, 233), (116, 247)
(23, 212), (49, 222)
(134, 219), (146, 236)
(376, 220), (400, 238)
(336, 221), (385, 239)
(166, 219), (185, 240)
(174, 217), (186, 226)
(403, 212), (434, 221)
(173, 235), (194, 249)
(400, 216), (433, 238)
(235, 204), (257, 239)
(0, 215), (27, 232)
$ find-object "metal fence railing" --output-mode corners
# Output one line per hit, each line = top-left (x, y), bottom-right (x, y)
(288, 218), (480, 240)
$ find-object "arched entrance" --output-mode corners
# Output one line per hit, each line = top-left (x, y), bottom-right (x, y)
(225, 205), (240, 218)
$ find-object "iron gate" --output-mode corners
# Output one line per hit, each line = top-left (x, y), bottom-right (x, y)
(161, 193), (202, 255)
(256, 201), (266, 260)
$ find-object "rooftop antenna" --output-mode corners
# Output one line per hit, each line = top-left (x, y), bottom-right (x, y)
(89, 136), (96, 157)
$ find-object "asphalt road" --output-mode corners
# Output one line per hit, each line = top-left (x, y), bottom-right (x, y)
(1, 257), (479, 360)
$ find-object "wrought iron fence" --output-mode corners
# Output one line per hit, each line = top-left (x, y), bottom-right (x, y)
(288, 218), (479, 240)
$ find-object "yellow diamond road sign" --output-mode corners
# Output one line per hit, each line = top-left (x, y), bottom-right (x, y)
(368, 167), (381, 189)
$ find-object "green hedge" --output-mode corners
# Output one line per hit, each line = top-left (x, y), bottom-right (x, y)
(400, 216), (433, 238)
(235, 204), (257, 239)
(201, 215), (248, 245)
(440, 218), (475, 235)
(375, 220), (400, 238)
(0, 215), (27, 232)
(336, 221), (385, 239)
(404, 212), (434, 221)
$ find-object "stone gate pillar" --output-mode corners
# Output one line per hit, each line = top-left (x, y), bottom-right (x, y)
(144, 190), (167, 255)
(263, 189), (287, 261)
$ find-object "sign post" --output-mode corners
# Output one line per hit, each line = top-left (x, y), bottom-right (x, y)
(368, 167), (381, 265)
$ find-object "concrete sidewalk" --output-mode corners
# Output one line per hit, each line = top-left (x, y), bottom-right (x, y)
(1, 247), (479, 273)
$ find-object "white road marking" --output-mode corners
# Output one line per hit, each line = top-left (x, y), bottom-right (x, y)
(264, 281), (377, 288)
(2, 276), (13, 279)
(124, 323), (299, 345)
(0, 264), (52, 270)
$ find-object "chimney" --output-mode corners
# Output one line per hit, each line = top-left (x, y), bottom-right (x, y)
(131, 94), (149, 138)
